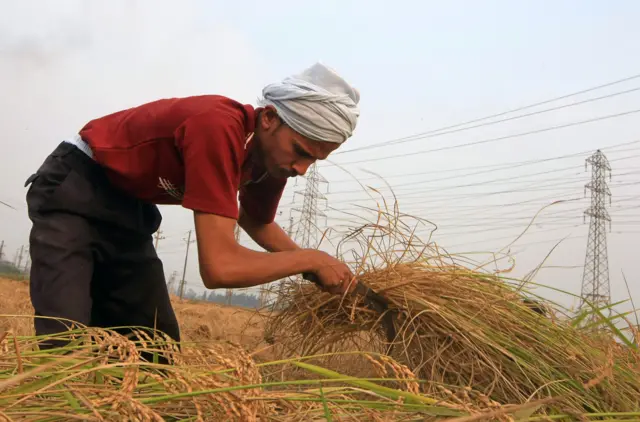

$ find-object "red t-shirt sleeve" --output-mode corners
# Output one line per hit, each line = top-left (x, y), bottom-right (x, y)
(175, 109), (246, 218)
(239, 174), (288, 224)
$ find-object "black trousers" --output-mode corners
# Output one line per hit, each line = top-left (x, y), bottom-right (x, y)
(25, 142), (180, 355)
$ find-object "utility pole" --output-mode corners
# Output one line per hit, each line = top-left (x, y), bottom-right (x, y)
(225, 225), (241, 305)
(0, 240), (4, 261)
(153, 227), (165, 250)
(16, 245), (25, 270)
(580, 149), (612, 320)
(179, 230), (195, 299)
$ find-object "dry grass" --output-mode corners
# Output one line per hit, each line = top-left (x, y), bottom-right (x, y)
(0, 277), (265, 349)
(264, 201), (640, 418)
(266, 261), (640, 415)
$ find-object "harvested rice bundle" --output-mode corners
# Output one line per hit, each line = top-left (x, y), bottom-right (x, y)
(265, 205), (640, 415)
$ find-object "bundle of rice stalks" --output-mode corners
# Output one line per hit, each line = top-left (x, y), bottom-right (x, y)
(264, 202), (640, 417)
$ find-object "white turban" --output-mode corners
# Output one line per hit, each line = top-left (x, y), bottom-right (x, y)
(259, 62), (360, 144)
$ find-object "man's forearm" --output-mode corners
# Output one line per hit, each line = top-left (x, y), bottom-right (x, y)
(201, 244), (318, 289)
(194, 210), (327, 290)
(238, 208), (300, 252)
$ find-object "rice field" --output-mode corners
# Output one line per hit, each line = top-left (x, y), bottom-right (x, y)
(1, 208), (638, 421)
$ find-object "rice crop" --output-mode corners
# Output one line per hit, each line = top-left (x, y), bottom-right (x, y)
(264, 201), (640, 418)
(1, 200), (638, 420)
(0, 327), (471, 421)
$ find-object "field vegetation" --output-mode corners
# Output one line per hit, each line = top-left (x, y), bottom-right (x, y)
(0, 206), (638, 421)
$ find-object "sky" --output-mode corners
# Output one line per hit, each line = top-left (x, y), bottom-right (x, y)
(1, 0), (639, 317)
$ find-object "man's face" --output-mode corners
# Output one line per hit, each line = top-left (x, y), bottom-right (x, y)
(256, 107), (340, 178)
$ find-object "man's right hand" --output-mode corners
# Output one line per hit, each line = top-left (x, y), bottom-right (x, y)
(307, 250), (356, 295)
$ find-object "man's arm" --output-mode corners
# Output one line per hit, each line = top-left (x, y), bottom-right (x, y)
(194, 211), (350, 292)
(237, 206), (299, 252)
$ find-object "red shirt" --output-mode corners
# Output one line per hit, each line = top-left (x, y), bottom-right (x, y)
(79, 95), (287, 224)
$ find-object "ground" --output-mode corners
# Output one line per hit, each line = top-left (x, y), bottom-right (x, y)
(0, 277), (268, 354)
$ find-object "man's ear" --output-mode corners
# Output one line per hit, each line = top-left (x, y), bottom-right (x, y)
(260, 105), (287, 135)
(260, 106), (279, 129)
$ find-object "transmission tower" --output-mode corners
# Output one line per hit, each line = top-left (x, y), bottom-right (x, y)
(15, 245), (25, 269)
(167, 270), (178, 295)
(580, 149), (612, 316)
(292, 163), (328, 249)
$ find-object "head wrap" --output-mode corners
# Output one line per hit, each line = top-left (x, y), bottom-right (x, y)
(259, 62), (360, 144)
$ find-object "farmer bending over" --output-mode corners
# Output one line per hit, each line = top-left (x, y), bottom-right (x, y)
(24, 62), (360, 349)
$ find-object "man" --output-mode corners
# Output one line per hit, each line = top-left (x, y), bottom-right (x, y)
(24, 62), (360, 349)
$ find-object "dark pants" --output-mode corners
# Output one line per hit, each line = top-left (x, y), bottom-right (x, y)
(25, 142), (180, 358)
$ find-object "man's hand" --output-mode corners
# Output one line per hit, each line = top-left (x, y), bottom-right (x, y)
(238, 208), (355, 295)
(308, 251), (356, 295)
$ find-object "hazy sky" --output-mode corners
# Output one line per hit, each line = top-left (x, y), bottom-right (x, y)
(1, 1), (639, 315)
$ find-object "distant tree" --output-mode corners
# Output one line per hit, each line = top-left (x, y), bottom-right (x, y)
(202, 290), (260, 309)
(185, 288), (197, 300)
(0, 261), (25, 279)
(230, 292), (260, 308)
(211, 292), (227, 304)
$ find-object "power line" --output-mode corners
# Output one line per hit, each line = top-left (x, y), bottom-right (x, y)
(435, 202), (639, 249)
(337, 85), (640, 155)
(279, 142), (640, 206)
(0, 199), (16, 210)
(403, 198), (640, 225)
(334, 72), (640, 156)
(398, 197), (638, 230)
(317, 177), (640, 210)
(448, 232), (588, 251)
(319, 155), (640, 205)
(418, 203), (637, 242)
(277, 141), (640, 205)
(324, 140), (640, 185)
(320, 201), (640, 242)
(446, 228), (640, 252)
(316, 189), (640, 222)
(323, 108), (640, 167)
(416, 198), (638, 230)
(385, 170), (640, 201)
(319, 154), (640, 197)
